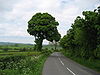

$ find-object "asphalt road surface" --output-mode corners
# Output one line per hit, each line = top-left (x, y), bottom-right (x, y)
(42, 52), (99, 75)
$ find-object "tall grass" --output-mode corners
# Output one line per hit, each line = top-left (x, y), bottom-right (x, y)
(0, 53), (47, 75)
(0, 49), (53, 75)
(62, 50), (100, 72)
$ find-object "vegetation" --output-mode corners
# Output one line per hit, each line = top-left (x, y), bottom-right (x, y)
(0, 41), (57, 75)
(0, 42), (56, 75)
(0, 54), (46, 75)
(0, 6), (100, 75)
(27, 13), (61, 51)
(60, 6), (100, 59)
(0, 43), (61, 53)
(60, 6), (100, 72)
(42, 45), (62, 50)
(0, 46), (53, 75)
(0, 44), (34, 52)
(0, 52), (40, 57)
(62, 50), (100, 72)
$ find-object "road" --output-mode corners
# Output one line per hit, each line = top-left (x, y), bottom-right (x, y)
(42, 52), (99, 75)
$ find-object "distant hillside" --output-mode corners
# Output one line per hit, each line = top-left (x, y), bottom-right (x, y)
(0, 42), (32, 45)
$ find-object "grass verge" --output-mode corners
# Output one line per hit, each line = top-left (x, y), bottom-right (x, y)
(62, 51), (100, 72)
(0, 53), (48, 75)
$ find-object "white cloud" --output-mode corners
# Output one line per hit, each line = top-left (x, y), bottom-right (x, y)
(0, 0), (99, 44)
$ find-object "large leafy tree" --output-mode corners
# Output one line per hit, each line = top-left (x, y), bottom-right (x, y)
(27, 13), (61, 51)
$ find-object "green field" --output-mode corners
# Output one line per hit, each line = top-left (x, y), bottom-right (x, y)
(0, 44), (34, 52)
(0, 43), (57, 75)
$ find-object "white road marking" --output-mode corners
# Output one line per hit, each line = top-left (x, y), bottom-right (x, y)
(58, 58), (64, 65)
(58, 57), (76, 75)
(66, 67), (76, 75)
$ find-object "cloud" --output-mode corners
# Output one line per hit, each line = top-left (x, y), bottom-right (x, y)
(0, 36), (34, 44)
(0, 0), (99, 44)
(0, 0), (20, 12)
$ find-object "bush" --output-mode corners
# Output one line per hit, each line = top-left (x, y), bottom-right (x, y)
(41, 49), (53, 56)
(0, 54), (47, 75)
(94, 45), (100, 59)
(0, 55), (25, 70)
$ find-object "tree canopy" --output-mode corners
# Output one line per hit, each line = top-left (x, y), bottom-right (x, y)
(60, 6), (100, 59)
(27, 13), (61, 51)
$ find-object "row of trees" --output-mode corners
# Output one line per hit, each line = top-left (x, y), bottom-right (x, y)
(60, 6), (100, 59)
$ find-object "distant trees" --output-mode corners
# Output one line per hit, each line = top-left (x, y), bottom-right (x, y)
(49, 41), (60, 50)
(60, 6), (100, 59)
(27, 13), (61, 51)
(14, 44), (19, 47)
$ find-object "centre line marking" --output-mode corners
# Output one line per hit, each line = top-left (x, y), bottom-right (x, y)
(58, 58), (64, 65)
(58, 58), (76, 75)
(66, 67), (76, 75)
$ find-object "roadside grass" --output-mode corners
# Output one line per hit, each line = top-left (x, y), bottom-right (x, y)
(0, 44), (53, 75)
(0, 49), (53, 75)
(0, 52), (48, 75)
(32, 55), (47, 75)
(62, 50), (100, 72)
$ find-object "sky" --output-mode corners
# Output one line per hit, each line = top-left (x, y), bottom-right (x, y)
(0, 0), (100, 44)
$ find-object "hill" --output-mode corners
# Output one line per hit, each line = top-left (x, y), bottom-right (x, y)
(0, 42), (32, 45)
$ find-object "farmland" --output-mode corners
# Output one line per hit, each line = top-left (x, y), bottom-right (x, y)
(0, 43), (55, 75)
(0, 3), (100, 75)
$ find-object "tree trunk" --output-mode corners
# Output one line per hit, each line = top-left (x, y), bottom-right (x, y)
(54, 42), (57, 50)
(35, 37), (43, 51)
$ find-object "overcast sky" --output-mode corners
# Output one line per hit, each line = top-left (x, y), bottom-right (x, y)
(0, 0), (100, 44)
